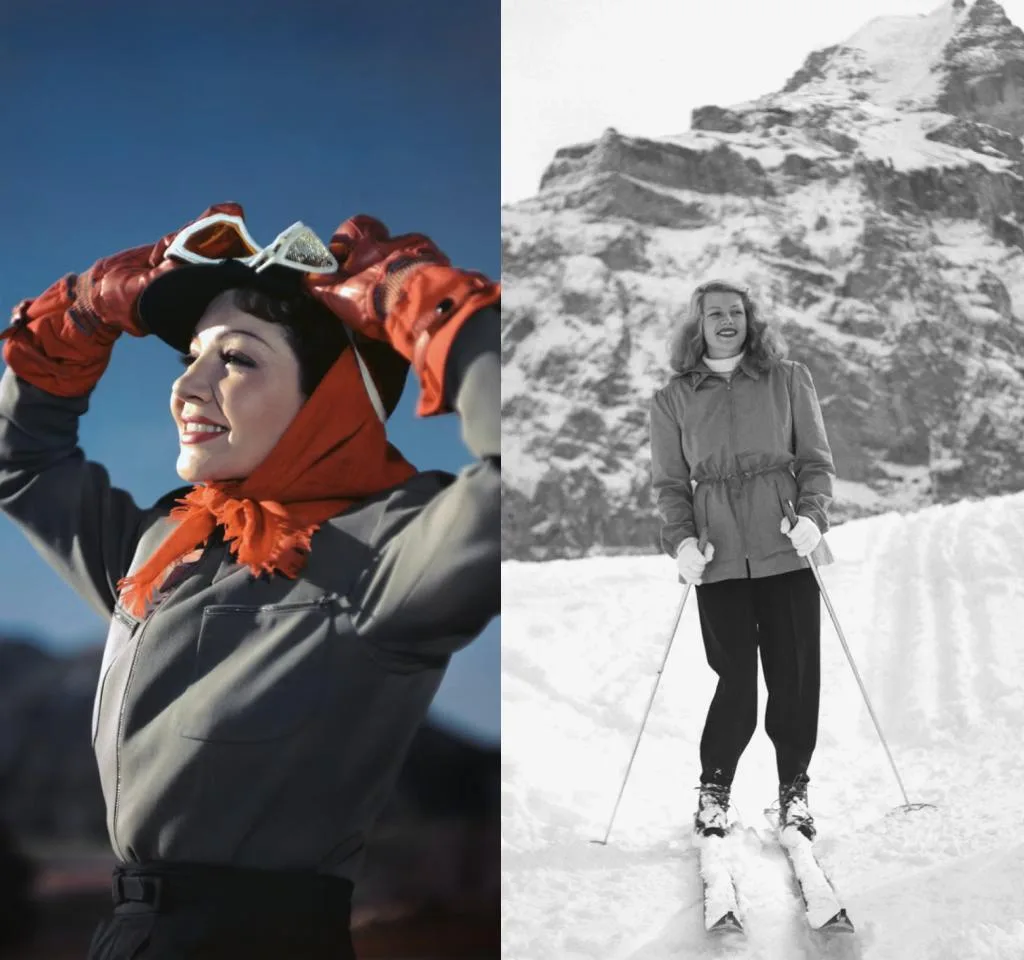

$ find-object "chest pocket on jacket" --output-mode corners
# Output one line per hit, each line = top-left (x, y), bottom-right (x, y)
(176, 601), (331, 743)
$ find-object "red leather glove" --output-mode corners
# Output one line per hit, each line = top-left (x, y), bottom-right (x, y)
(305, 215), (450, 343)
(305, 215), (500, 416)
(1, 202), (245, 397)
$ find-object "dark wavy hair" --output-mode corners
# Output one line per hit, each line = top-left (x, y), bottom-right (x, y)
(669, 279), (787, 374)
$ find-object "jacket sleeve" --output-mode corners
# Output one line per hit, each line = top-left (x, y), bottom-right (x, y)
(0, 368), (151, 620)
(349, 305), (499, 660)
(650, 387), (696, 557)
(789, 362), (835, 533)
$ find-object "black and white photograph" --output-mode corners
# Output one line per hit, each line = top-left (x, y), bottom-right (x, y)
(502, 0), (1024, 956)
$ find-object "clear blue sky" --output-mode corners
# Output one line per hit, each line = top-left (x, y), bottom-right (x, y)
(0, 0), (499, 743)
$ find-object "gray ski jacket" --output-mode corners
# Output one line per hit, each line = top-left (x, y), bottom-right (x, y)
(0, 307), (498, 881)
(650, 356), (835, 582)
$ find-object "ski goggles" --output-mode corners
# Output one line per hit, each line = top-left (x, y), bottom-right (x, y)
(165, 214), (339, 275)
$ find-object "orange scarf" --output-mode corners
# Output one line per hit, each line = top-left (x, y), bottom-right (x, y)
(117, 347), (415, 618)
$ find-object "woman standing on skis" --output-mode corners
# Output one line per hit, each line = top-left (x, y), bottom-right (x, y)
(0, 203), (499, 959)
(649, 279), (835, 841)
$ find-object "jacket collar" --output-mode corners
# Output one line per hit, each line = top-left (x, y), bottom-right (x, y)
(681, 353), (761, 387)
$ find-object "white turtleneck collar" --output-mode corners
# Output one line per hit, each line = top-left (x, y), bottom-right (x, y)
(703, 352), (745, 375)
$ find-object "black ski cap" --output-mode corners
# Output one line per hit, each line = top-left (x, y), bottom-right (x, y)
(136, 261), (408, 417)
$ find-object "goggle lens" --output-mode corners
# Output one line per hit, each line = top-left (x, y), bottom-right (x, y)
(178, 221), (260, 260)
(253, 225), (337, 274)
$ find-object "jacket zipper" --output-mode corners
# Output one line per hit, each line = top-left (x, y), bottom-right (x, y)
(110, 610), (153, 861)
(724, 375), (752, 577)
(109, 534), (223, 860)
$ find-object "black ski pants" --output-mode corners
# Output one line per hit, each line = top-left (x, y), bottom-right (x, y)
(695, 568), (820, 787)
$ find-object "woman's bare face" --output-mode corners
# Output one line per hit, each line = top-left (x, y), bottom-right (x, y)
(170, 291), (304, 483)
(701, 291), (747, 359)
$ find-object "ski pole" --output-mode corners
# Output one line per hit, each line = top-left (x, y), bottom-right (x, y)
(784, 501), (932, 813)
(592, 532), (708, 845)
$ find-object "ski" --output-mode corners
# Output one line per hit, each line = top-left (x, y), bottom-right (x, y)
(765, 811), (855, 934)
(696, 832), (744, 937)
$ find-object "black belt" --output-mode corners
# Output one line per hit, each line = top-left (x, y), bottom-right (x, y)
(111, 861), (354, 917)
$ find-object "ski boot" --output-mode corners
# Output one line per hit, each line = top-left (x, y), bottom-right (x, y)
(694, 781), (731, 838)
(778, 774), (815, 841)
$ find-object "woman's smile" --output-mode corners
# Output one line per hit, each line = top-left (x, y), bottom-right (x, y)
(179, 416), (230, 445)
(179, 427), (228, 445)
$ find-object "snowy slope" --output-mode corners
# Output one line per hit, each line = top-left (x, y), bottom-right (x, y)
(502, 493), (1024, 959)
(805, 4), (961, 108)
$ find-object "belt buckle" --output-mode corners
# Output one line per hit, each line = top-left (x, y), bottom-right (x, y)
(112, 873), (164, 910)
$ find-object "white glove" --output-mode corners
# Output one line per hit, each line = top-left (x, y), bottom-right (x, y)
(781, 515), (822, 558)
(675, 537), (715, 584)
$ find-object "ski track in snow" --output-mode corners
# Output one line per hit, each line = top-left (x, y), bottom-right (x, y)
(503, 494), (1024, 959)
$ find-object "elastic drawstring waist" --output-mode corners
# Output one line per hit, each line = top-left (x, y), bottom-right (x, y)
(693, 462), (792, 486)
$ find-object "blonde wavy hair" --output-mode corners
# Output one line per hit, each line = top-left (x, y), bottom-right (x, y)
(669, 279), (787, 374)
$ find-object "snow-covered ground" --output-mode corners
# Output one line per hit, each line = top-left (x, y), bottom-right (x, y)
(502, 492), (1024, 959)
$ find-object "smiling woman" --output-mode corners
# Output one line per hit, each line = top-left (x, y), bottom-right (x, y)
(650, 277), (836, 844)
(0, 203), (500, 959)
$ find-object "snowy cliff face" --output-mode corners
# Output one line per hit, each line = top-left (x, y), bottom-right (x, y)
(502, 0), (1024, 561)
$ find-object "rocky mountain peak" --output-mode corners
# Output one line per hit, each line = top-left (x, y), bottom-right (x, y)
(778, 1), (1024, 136)
(782, 3), (965, 106)
(502, 2), (1024, 562)
(939, 0), (1024, 134)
